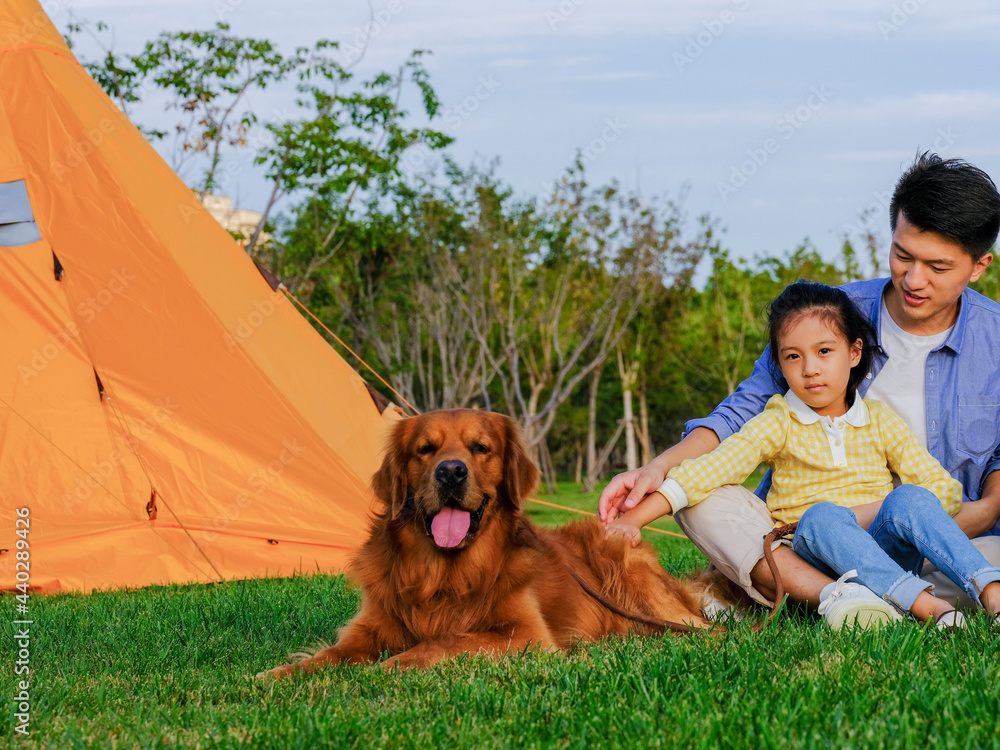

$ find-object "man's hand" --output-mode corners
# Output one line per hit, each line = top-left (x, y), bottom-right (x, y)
(597, 426), (721, 523)
(597, 465), (666, 523)
(953, 471), (1000, 538)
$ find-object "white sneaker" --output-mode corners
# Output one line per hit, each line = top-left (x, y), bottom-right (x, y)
(818, 570), (902, 630)
(934, 610), (967, 630)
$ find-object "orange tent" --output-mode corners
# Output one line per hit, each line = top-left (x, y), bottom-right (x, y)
(0, 0), (397, 593)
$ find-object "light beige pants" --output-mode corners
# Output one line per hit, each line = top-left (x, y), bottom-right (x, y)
(673, 484), (785, 607)
(673, 484), (1000, 611)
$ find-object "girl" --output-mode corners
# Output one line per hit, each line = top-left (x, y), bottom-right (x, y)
(607, 281), (1000, 627)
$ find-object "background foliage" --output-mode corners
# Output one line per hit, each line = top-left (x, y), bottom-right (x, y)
(65, 22), (1000, 488)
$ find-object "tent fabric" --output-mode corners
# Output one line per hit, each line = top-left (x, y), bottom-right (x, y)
(0, 0), (396, 593)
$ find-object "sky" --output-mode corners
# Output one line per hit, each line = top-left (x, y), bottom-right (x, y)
(51, 0), (1000, 270)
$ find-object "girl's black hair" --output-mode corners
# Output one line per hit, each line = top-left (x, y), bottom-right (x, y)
(766, 281), (880, 405)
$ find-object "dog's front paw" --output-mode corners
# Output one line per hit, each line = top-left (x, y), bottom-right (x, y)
(255, 663), (296, 680)
(379, 655), (409, 672)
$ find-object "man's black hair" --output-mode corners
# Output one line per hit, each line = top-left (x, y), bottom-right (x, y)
(890, 151), (1000, 261)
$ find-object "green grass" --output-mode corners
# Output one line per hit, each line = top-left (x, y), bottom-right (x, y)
(3, 484), (999, 749)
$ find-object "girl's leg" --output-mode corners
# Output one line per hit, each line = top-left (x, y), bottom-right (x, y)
(793, 502), (932, 615)
(870, 486), (1000, 613)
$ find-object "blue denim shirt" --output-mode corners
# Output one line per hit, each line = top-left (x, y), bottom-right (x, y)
(684, 277), (1000, 536)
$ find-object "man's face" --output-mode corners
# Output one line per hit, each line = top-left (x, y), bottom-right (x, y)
(885, 212), (993, 335)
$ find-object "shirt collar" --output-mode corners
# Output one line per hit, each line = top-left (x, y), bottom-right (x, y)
(870, 280), (891, 348)
(785, 390), (869, 427)
(943, 289), (970, 353)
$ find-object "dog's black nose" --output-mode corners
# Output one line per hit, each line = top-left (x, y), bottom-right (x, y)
(434, 460), (468, 487)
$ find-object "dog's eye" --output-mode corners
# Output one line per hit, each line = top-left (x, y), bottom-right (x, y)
(470, 442), (490, 455)
(416, 443), (437, 456)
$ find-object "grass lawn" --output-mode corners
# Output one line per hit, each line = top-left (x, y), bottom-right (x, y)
(4, 483), (999, 749)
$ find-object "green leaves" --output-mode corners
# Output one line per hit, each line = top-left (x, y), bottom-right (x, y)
(66, 21), (451, 222)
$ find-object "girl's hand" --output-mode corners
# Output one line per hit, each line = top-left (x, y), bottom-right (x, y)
(605, 519), (642, 548)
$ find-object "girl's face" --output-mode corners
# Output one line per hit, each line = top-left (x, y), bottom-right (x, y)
(776, 312), (862, 417)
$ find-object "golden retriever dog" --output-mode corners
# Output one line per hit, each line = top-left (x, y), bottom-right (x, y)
(260, 409), (727, 676)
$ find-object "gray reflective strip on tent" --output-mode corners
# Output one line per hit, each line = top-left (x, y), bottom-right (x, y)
(0, 180), (42, 247)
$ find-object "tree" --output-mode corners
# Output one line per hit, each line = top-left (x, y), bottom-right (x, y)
(66, 20), (451, 267)
(489, 169), (703, 489)
(249, 46), (450, 271)
(66, 21), (293, 196)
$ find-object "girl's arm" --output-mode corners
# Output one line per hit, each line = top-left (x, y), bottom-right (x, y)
(665, 397), (789, 513)
(877, 402), (963, 515)
(605, 492), (674, 547)
(606, 397), (789, 547)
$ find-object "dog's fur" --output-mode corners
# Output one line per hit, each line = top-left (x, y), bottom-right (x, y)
(260, 409), (731, 675)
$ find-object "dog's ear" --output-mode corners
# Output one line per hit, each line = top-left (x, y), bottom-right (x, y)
(371, 417), (415, 519)
(501, 416), (540, 508)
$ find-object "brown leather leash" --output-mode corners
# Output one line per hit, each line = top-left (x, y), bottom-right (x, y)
(760, 521), (799, 617)
(564, 567), (705, 634)
(563, 521), (800, 635)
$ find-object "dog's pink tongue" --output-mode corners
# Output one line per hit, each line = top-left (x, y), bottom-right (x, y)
(430, 507), (471, 548)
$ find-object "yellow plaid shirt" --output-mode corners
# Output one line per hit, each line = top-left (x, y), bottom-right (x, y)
(664, 394), (963, 525)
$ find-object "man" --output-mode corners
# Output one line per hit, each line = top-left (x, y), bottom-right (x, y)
(598, 152), (1000, 626)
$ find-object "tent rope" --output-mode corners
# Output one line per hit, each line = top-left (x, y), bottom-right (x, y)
(525, 497), (688, 539)
(281, 287), (690, 542)
(281, 288), (421, 416)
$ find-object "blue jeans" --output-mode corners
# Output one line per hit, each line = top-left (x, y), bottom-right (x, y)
(792, 485), (1000, 613)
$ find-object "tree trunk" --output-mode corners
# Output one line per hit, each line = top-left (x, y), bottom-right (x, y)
(623, 388), (637, 471)
(586, 369), (600, 480)
(582, 418), (626, 493)
(539, 439), (557, 495)
(617, 347), (638, 471)
(638, 378), (652, 465)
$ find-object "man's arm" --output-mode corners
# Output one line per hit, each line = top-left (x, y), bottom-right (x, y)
(598, 349), (786, 523)
(953, 471), (1000, 538)
(597, 427), (719, 522)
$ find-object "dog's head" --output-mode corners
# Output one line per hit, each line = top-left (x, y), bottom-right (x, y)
(371, 410), (539, 550)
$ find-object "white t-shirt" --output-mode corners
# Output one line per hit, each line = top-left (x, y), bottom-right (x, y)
(865, 297), (951, 448)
